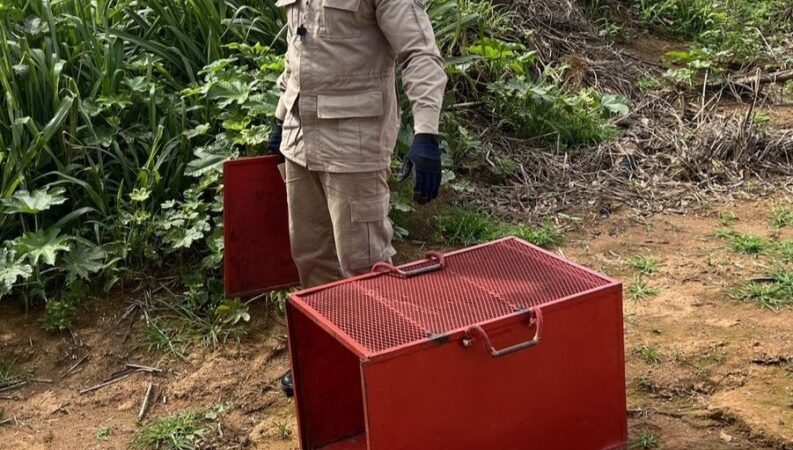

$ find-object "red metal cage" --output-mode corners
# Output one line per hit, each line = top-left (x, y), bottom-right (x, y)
(288, 237), (627, 450)
(223, 156), (299, 297)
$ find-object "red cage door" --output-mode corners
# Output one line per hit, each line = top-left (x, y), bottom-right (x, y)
(224, 156), (300, 297)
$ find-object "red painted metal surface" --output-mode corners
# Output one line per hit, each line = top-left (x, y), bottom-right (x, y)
(224, 156), (299, 297)
(288, 237), (627, 450)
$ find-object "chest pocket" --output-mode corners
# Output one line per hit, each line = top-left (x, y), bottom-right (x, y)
(275, 0), (299, 34)
(321, 0), (363, 39)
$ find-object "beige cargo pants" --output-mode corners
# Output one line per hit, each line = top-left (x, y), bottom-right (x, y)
(284, 159), (396, 288)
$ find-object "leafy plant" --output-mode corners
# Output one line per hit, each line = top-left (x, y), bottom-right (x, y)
(778, 241), (793, 264)
(487, 74), (629, 148)
(736, 271), (793, 311)
(274, 420), (293, 440)
(0, 249), (32, 299)
(435, 208), (499, 245)
(215, 299), (251, 326)
(96, 426), (113, 442)
(504, 220), (565, 248)
(42, 300), (76, 333)
(0, 0), (285, 311)
(730, 233), (767, 254)
(0, 361), (28, 390)
(631, 429), (660, 449)
(132, 410), (205, 450)
(636, 345), (663, 365)
(718, 212), (738, 227)
(637, 73), (663, 91)
(629, 279), (660, 300)
(630, 0), (791, 62)
(630, 256), (659, 275)
(771, 206), (793, 229)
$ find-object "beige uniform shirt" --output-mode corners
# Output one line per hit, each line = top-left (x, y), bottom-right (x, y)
(274, 0), (447, 172)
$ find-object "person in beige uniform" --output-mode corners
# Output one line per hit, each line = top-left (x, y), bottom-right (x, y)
(267, 0), (446, 396)
(267, 0), (447, 288)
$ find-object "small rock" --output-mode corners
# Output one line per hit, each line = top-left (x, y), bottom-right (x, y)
(719, 430), (734, 443)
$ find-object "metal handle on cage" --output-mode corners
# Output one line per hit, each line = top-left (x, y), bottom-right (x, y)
(462, 308), (544, 358)
(372, 252), (446, 278)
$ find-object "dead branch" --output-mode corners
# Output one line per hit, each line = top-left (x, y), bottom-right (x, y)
(79, 375), (131, 395)
(0, 382), (27, 393)
(62, 354), (90, 379)
(729, 69), (793, 87)
(138, 383), (156, 421)
(127, 364), (163, 374)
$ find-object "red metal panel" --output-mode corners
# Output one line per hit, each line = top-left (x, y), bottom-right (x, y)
(288, 302), (364, 449)
(224, 156), (299, 297)
(295, 238), (612, 356)
(360, 288), (627, 450)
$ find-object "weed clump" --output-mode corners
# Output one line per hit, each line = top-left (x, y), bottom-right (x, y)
(628, 278), (660, 300)
(133, 410), (205, 450)
(736, 270), (793, 311)
(771, 207), (793, 229)
(630, 256), (658, 275)
(636, 345), (663, 365)
(434, 207), (565, 249)
(730, 233), (767, 255)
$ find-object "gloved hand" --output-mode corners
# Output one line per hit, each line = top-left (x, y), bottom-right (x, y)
(399, 134), (442, 204)
(268, 118), (285, 162)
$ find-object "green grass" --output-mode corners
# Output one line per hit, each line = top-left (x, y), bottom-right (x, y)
(630, 255), (659, 275)
(96, 426), (113, 442)
(631, 429), (660, 449)
(132, 410), (205, 450)
(140, 318), (189, 360)
(435, 207), (567, 249)
(274, 420), (293, 440)
(712, 227), (737, 239)
(504, 220), (565, 249)
(628, 279), (660, 300)
(719, 212), (738, 227)
(636, 345), (663, 365)
(772, 207), (793, 229)
(736, 271), (793, 311)
(730, 233), (767, 254)
(435, 208), (499, 246)
(778, 241), (793, 263)
(140, 302), (247, 359)
(0, 361), (28, 389)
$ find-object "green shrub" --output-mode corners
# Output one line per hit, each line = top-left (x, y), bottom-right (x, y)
(630, 0), (791, 60)
(435, 208), (499, 245)
(487, 75), (629, 148)
(132, 410), (205, 450)
(505, 221), (565, 249)
(0, 0), (284, 306)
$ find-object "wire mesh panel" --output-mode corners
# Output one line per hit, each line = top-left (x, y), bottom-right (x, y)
(294, 238), (612, 355)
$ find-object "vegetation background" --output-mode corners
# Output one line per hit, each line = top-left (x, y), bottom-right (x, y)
(0, 0), (790, 343)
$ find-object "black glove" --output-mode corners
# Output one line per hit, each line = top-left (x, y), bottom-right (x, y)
(399, 134), (442, 204)
(268, 118), (285, 162)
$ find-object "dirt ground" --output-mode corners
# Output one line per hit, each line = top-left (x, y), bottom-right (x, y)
(1, 195), (792, 450)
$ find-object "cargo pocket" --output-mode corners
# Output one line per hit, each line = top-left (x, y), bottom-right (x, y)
(275, 0), (299, 34)
(347, 193), (392, 272)
(321, 0), (363, 39)
(317, 91), (383, 164)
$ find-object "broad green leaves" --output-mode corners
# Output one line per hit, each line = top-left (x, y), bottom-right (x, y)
(215, 298), (250, 325)
(601, 95), (631, 116)
(14, 228), (71, 266)
(62, 240), (107, 283)
(0, 249), (33, 298)
(2, 187), (67, 215)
